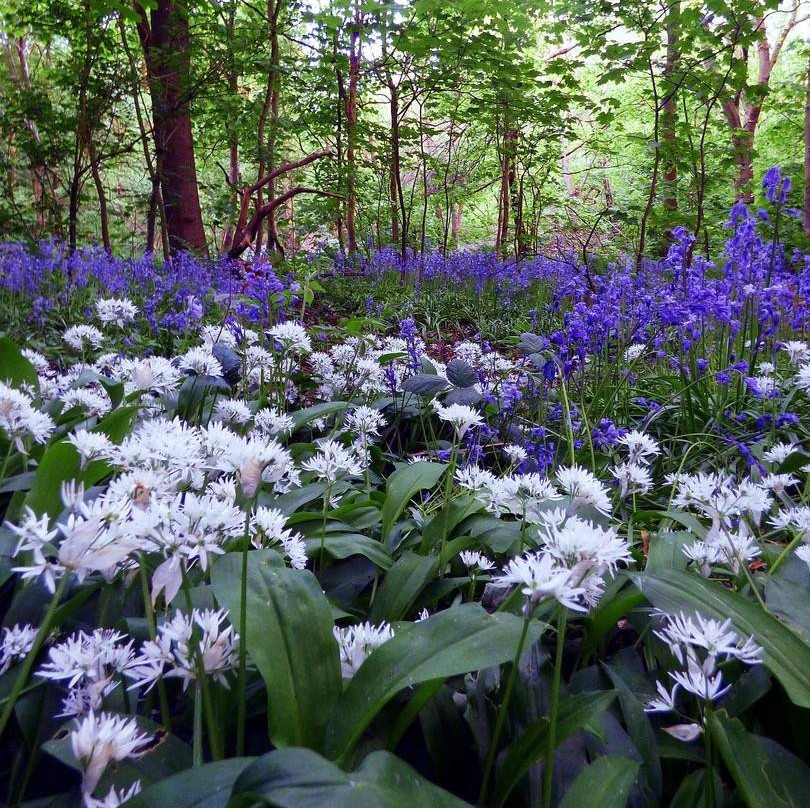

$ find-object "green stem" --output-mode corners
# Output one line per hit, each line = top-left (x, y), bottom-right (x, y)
(768, 532), (805, 577)
(0, 576), (69, 739)
(704, 704), (716, 808)
(237, 533), (249, 756)
(478, 609), (533, 806)
(558, 378), (576, 466)
(542, 608), (568, 808)
(319, 483), (334, 573)
(139, 562), (170, 728)
(193, 682), (203, 767)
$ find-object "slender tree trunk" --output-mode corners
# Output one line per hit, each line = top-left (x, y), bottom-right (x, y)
(804, 52), (810, 237)
(333, 29), (346, 254)
(345, 9), (361, 255)
(119, 17), (169, 257)
(637, 55), (661, 268)
(662, 0), (679, 213)
(8, 38), (50, 232)
(451, 202), (461, 245)
(136, 0), (208, 256)
(496, 125), (516, 257)
(387, 74), (400, 247)
(88, 142), (110, 251)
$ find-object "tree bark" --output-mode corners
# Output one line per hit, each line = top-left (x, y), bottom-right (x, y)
(805, 52), (810, 237)
(227, 186), (342, 258)
(136, 0), (208, 256)
(721, 11), (798, 203)
(661, 0), (679, 213)
(345, 9), (362, 255)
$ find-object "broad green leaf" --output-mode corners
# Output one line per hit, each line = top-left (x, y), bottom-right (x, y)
(290, 401), (349, 430)
(369, 551), (436, 622)
(603, 664), (662, 799)
(380, 461), (446, 541)
(445, 359), (478, 388)
(402, 374), (449, 397)
(557, 755), (639, 808)
(631, 570), (810, 707)
(264, 482), (329, 515)
(0, 338), (37, 390)
(303, 533), (393, 569)
(211, 553), (341, 751)
(126, 758), (255, 808)
(709, 711), (810, 808)
(229, 747), (471, 808)
(24, 405), (138, 517)
(668, 769), (721, 808)
(420, 494), (482, 552)
(493, 691), (617, 807)
(324, 603), (544, 762)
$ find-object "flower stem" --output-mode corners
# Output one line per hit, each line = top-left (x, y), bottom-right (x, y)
(139, 562), (170, 729)
(478, 609), (532, 806)
(0, 576), (69, 739)
(542, 608), (568, 808)
(193, 682), (203, 766)
(237, 529), (249, 756)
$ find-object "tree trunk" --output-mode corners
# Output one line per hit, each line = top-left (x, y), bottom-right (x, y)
(345, 10), (361, 255)
(661, 0), (679, 213)
(804, 53), (810, 237)
(88, 141), (110, 251)
(136, 0), (208, 256)
(388, 76), (400, 247)
(495, 126), (517, 257)
(451, 202), (462, 245)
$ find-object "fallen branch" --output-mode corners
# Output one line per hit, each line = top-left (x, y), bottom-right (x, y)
(227, 186), (344, 259)
(228, 150), (334, 253)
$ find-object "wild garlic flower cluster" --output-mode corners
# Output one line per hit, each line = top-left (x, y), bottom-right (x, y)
(70, 710), (150, 803)
(670, 472), (774, 576)
(611, 430), (660, 498)
(498, 512), (632, 612)
(0, 380), (56, 452)
(250, 506), (307, 569)
(432, 401), (484, 440)
(95, 297), (138, 328)
(7, 415), (306, 603)
(333, 621), (394, 679)
(0, 623), (38, 673)
(645, 611), (762, 741)
(38, 629), (135, 718)
(302, 439), (365, 484)
(125, 608), (239, 692)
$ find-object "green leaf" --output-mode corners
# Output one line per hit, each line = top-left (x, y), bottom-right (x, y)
(557, 756), (639, 808)
(290, 401), (349, 430)
(401, 373), (449, 397)
(324, 604), (544, 762)
(420, 494), (482, 552)
(0, 338), (37, 390)
(494, 691), (617, 807)
(24, 405), (138, 517)
(603, 664), (662, 799)
(709, 711), (810, 808)
(631, 570), (810, 707)
(369, 551), (436, 622)
(445, 359), (477, 388)
(126, 758), (255, 808)
(229, 747), (471, 808)
(211, 553), (341, 751)
(667, 769), (721, 808)
(380, 461), (446, 542)
(303, 533), (393, 569)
